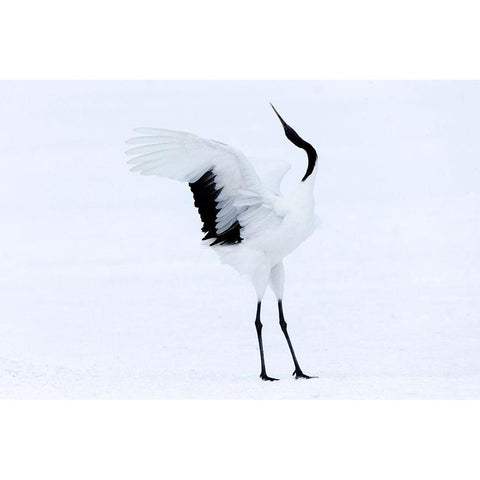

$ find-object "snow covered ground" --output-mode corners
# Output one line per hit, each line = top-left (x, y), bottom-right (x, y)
(0, 80), (479, 398)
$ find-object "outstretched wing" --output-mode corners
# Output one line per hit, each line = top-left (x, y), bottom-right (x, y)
(248, 157), (291, 195)
(126, 128), (284, 245)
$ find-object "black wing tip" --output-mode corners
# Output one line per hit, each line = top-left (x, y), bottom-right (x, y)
(189, 170), (243, 246)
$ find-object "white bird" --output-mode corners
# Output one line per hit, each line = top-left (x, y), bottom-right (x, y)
(126, 104), (318, 381)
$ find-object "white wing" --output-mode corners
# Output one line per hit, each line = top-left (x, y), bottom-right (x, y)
(126, 128), (284, 245)
(248, 157), (291, 195)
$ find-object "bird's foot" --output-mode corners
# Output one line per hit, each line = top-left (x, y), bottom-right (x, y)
(260, 373), (279, 381)
(292, 369), (317, 380)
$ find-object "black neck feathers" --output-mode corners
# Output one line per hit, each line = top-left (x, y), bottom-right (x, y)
(270, 103), (317, 182)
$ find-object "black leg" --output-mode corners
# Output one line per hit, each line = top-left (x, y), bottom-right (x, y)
(278, 300), (316, 379)
(255, 302), (278, 381)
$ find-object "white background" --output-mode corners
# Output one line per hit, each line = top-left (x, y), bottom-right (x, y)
(1, 80), (479, 399)
(1, 0), (480, 478)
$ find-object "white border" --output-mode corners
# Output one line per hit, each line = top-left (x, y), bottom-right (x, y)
(0, 401), (479, 479)
(1, 0), (480, 79)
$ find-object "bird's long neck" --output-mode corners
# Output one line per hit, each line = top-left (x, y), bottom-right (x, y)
(300, 142), (317, 182)
(270, 104), (318, 184)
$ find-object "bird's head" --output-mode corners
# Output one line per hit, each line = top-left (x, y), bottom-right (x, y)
(270, 103), (317, 182)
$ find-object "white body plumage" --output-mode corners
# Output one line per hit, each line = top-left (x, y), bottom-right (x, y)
(214, 174), (317, 297)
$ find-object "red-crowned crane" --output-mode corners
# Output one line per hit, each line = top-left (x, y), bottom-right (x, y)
(126, 104), (317, 381)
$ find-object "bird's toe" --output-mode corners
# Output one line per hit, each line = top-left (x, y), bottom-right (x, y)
(292, 370), (317, 380)
(260, 373), (279, 381)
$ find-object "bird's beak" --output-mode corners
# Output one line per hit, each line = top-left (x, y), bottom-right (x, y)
(270, 103), (288, 129)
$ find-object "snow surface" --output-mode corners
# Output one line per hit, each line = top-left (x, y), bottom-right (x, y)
(0, 80), (479, 398)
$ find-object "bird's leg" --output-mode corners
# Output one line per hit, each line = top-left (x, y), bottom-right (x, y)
(270, 263), (316, 380)
(255, 302), (278, 381)
(278, 300), (316, 379)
